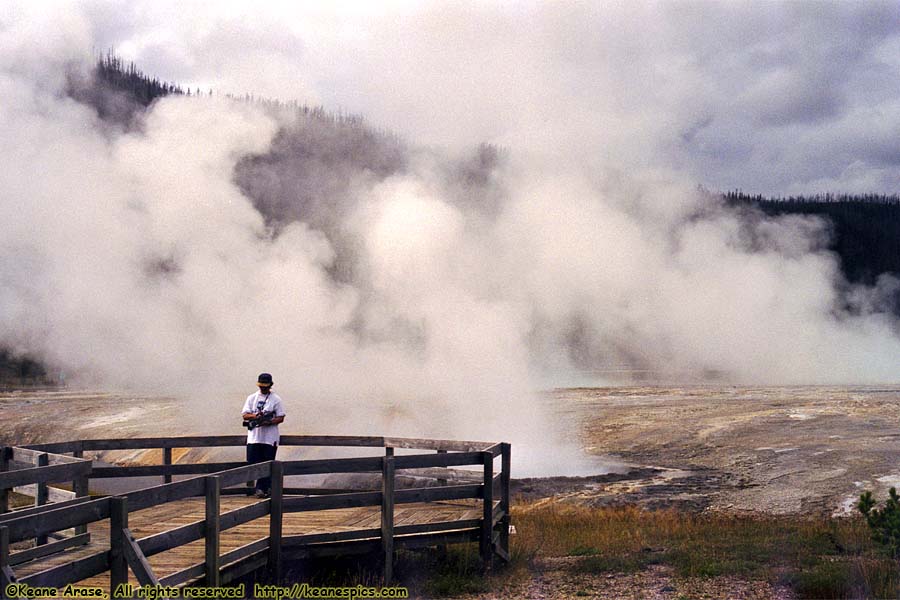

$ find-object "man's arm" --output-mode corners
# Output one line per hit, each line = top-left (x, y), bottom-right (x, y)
(269, 415), (285, 425)
(242, 412), (258, 420)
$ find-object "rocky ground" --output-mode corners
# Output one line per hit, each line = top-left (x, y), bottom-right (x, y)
(521, 385), (900, 517)
(5, 384), (900, 598)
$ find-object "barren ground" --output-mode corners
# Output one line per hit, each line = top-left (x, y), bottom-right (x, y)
(4, 385), (900, 514)
(4, 385), (900, 599)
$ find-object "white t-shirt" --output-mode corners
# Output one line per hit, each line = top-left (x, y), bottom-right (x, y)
(242, 391), (286, 446)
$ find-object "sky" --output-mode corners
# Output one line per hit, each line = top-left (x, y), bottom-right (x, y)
(74, 0), (900, 197)
(2, 1), (900, 474)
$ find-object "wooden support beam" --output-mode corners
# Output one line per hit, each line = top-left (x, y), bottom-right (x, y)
(19, 550), (109, 588)
(9, 533), (90, 566)
(122, 527), (160, 587)
(5, 497), (110, 544)
(34, 454), (48, 546)
(436, 449), (448, 486)
(0, 461), (91, 490)
(499, 442), (511, 562)
(268, 462), (283, 585)
(381, 454), (395, 585)
(1, 526), (17, 590)
(0, 448), (10, 515)
(109, 497), (128, 592)
(204, 476), (220, 587)
(480, 452), (494, 571)
(73, 473), (89, 536)
(163, 448), (173, 484)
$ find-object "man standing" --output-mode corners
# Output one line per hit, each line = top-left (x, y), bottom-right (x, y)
(242, 372), (286, 498)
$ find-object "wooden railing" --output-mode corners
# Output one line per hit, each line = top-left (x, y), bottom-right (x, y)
(0, 435), (510, 595)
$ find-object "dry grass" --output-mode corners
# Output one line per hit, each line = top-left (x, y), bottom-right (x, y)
(505, 501), (900, 599)
(294, 502), (900, 597)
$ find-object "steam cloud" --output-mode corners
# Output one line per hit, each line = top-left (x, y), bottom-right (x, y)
(2, 3), (900, 474)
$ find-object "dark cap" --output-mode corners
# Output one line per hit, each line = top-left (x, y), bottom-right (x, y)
(257, 373), (273, 386)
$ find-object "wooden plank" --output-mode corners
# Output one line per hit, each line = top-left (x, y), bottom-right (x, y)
(204, 476), (220, 587)
(393, 451), (484, 470)
(282, 456), (383, 476)
(0, 525), (14, 589)
(283, 491), (381, 512)
(109, 497), (128, 592)
(268, 462), (282, 584)
(19, 550), (109, 587)
(222, 486), (358, 496)
(137, 520), (205, 557)
(0, 496), (93, 523)
(5, 498), (111, 543)
(13, 484), (76, 504)
(9, 533), (90, 566)
(383, 437), (497, 452)
(483, 443), (503, 457)
(0, 448), (10, 515)
(220, 500), (269, 532)
(34, 454), (48, 547)
(11, 448), (84, 465)
(215, 462), (272, 489)
(279, 435), (385, 447)
(0, 461), (91, 489)
(393, 485), (483, 504)
(90, 461), (248, 478)
(281, 518), (482, 547)
(499, 442), (510, 562)
(480, 452), (493, 570)
(436, 450), (448, 487)
(124, 476), (206, 511)
(163, 448), (172, 485)
(19, 442), (78, 454)
(285, 529), (480, 560)
(74, 475), (89, 536)
(122, 527), (160, 587)
(219, 548), (267, 586)
(381, 455), (394, 585)
(81, 436), (247, 451)
(159, 562), (205, 587)
(221, 537), (268, 566)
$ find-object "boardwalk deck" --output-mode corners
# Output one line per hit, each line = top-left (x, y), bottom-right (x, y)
(11, 496), (486, 591)
(0, 436), (510, 598)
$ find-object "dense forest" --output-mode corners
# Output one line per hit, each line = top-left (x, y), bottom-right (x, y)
(723, 191), (900, 287)
(2, 56), (899, 386)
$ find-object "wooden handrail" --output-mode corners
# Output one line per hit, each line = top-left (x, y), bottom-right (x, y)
(2, 435), (510, 590)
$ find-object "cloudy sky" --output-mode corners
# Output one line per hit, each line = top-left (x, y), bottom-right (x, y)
(4, 1), (900, 469)
(59, 0), (900, 196)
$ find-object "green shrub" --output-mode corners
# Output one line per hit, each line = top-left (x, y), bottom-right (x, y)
(859, 488), (900, 557)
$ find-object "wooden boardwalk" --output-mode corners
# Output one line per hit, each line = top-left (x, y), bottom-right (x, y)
(0, 435), (510, 597)
(12, 496), (485, 591)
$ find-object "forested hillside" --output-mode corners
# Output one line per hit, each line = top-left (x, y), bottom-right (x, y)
(3, 57), (898, 385)
(724, 191), (900, 286)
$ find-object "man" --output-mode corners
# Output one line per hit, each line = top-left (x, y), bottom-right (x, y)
(242, 372), (286, 498)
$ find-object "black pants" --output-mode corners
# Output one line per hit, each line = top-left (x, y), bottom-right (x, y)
(246, 443), (277, 492)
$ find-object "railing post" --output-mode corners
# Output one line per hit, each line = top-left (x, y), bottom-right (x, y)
(0, 447), (10, 515)
(436, 449), (448, 486)
(500, 443), (511, 560)
(204, 475), (220, 587)
(268, 461), (283, 584)
(480, 451), (494, 571)
(110, 497), (128, 592)
(381, 454), (395, 585)
(1, 525), (18, 592)
(163, 448), (173, 484)
(34, 453), (48, 546)
(73, 442), (89, 537)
